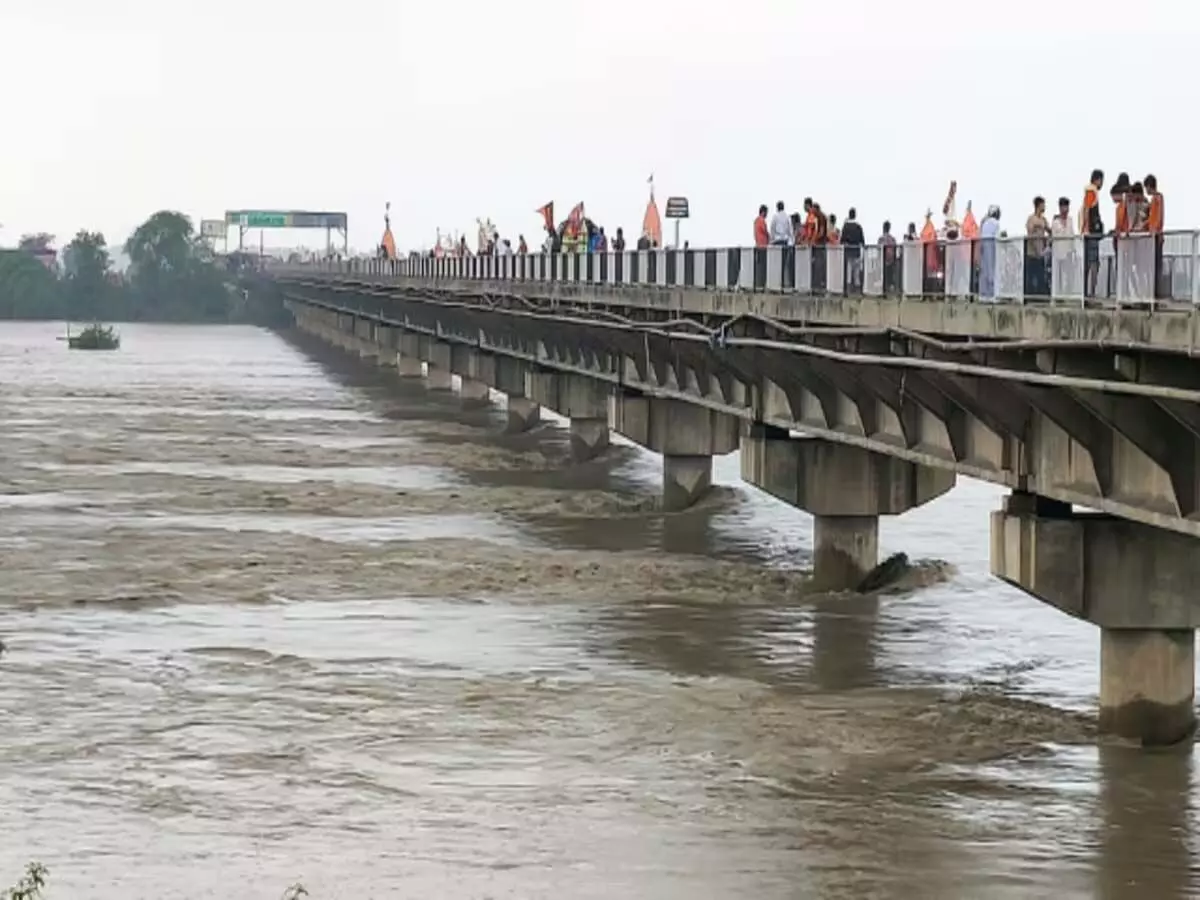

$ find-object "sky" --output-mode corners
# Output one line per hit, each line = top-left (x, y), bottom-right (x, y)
(2, 0), (1198, 255)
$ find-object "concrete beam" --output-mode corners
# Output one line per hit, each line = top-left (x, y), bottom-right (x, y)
(990, 493), (1200, 629)
(611, 394), (740, 456)
(740, 425), (955, 516)
(525, 371), (609, 418)
(450, 346), (497, 386)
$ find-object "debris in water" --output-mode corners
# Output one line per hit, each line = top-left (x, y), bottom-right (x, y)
(856, 552), (910, 593)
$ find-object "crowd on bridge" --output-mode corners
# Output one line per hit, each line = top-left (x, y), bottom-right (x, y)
(382, 168), (1172, 301)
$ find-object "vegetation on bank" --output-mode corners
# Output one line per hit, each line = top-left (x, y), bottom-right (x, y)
(0, 211), (240, 323)
(3, 864), (309, 898)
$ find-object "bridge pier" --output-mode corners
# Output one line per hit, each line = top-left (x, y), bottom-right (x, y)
(813, 516), (879, 591)
(425, 340), (453, 391)
(741, 425), (955, 590)
(526, 371), (611, 461)
(992, 492), (1199, 745)
(460, 378), (490, 407)
(611, 394), (740, 510)
(450, 346), (495, 409)
(394, 332), (423, 378)
(373, 325), (395, 367)
(493, 358), (539, 433)
(506, 396), (540, 433)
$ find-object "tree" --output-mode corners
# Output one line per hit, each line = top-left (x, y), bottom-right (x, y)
(0, 210), (241, 323)
(124, 210), (232, 320)
(17, 233), (54, 255)
(61, 230), (112, 317)
(0, 249), (62, 319)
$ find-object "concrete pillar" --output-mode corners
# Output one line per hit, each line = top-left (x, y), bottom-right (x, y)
(395, 354), (423, 378)
(358, 343), (379, 364)
(426, 341), (453, 391)
(1100, 629), (1195, 746)
(992, 492), (1200, 746)
(741, 425), (954, 590)
(569, 417), (609, 461)
(425, 367), (453, 391)
(812, 515), (880, 592)
(526, 371), (612, 462)
(663, 455), (713, 512)
(460, 378), (490, 407)
(611, 394), (740, 509)
(506, 396), (540, 433)
(395, 332), (424, 377)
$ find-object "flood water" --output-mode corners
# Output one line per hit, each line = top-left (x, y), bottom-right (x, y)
(1, 321), (1197, 899)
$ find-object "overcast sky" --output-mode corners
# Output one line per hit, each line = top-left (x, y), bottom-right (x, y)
(2, 1), (1196, 254)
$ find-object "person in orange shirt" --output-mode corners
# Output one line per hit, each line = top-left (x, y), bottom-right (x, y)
(1145, 174), (1165, 298)
(1110, 172), (1132, 234)
(754, 205), (769, 247)
(517, 235), (528, 254)
(1080, 168), (1105, 298)
(827, 214), (840, 244)
(800, 198), (817, 245)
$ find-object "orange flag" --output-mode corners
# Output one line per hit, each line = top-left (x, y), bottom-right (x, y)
(536, 202), (554, 232)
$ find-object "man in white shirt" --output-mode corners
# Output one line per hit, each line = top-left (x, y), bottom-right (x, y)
(769, 201), (793, 245)
(1050, 197), (1076, 299)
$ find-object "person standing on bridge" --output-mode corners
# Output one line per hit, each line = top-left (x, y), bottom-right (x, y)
(769, 201), (794, 289)
(754, 205), (769, 247)
(1080, 169), (1105, 298)
(1024, 196), (1050, 297)
(1145, 174), (1165, 298)
(841, 208), (865, 293)
(978, 205), (1001, 301)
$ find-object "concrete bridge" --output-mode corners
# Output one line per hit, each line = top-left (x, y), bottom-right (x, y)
(256, 241), (1200, 747)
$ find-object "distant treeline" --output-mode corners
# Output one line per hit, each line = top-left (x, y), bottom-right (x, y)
(0, 211), (242, 322)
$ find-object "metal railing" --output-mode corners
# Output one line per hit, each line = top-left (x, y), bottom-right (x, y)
(270, 230), (1200, 308)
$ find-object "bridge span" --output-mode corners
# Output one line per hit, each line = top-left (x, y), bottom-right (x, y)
(256, 246), (1200, 747)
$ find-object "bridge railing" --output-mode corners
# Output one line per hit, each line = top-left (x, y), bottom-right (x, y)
(276, 229), (1200, 307)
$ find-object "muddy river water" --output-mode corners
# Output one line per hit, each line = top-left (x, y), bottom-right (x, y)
(1, 321), (1197, 898)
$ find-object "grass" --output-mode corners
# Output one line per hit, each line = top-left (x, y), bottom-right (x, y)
(6, 865), (308, 898)
(3, 864), (46, 900)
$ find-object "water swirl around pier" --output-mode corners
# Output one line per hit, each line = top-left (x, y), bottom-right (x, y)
(0, 322), (1195, 898)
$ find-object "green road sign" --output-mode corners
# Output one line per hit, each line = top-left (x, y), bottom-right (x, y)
(244, 213), (288, 228)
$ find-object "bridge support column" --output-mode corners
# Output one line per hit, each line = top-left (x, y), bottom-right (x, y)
(569, 417), (609, 461)
(526, 371), (611, 462)
(991, 491), (1199, 746)
(494, 358), (538, 433)
(460, 378), (490, 407)
(374, 325), (394, 367)
(813, 516), (879, 593)
(741, 425), (954, 590)
(506, 396), (540, 433)
(663, 455), (713, 511)
(395, 332), (423, 378)
(425, 341), (453, 392)
(450, 346), (495, 408)
(611, 393), (740, 510)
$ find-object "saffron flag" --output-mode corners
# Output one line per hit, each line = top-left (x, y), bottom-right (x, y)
(536, 202), (554, 233)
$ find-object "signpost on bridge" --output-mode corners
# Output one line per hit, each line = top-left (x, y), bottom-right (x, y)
(199, 219), (227, 252)
(664, 196), (689, 249)
(224, 210), (349, 256)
